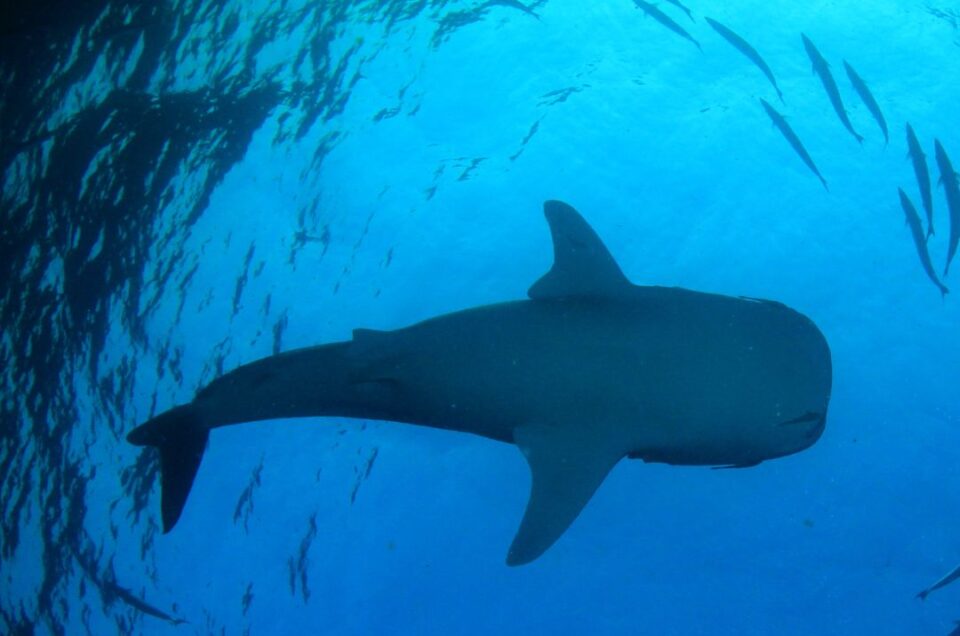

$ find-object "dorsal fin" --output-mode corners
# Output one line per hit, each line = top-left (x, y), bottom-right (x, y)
(528, 200), (631, 300)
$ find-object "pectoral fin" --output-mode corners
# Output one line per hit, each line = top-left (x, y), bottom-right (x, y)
(507, 423), (623, 566)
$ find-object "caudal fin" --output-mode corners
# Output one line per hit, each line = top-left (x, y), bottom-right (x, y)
(127, 405), (209, 532)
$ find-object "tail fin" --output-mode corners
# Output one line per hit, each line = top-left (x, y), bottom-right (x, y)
(127, 405), (209, 532)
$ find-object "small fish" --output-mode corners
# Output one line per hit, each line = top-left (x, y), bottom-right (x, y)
(71, 543), (187, 626)
(705, 17), (783, 102)
(759, 98), (828, 190)
(917, 561), (960, 600)
(102, 578), (188, 626)
(905, 124), (934, 237)
(480, 0), (541, 21)
(634, 0), (701, 51)
(898, 188), (948, 297)
(801, 34), (863, 144)
(843, 60), (888, 144)
(664, 0), (694, 22)
(935, 139), (960, 276)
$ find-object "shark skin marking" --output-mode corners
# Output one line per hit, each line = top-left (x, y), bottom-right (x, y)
(127, 200), (832, 566)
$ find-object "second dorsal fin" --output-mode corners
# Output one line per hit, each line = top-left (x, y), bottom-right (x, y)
(528, 200), (632, 300)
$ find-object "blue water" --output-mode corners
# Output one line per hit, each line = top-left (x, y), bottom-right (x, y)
(2, 1), (960, 634)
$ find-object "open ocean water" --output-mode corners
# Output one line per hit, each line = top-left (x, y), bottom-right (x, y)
(2, 1), (960, 634)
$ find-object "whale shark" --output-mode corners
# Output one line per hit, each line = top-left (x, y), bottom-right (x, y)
(128, 200), (832, 565)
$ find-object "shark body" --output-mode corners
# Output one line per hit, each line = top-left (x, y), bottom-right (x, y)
(128, 201), (832, 565)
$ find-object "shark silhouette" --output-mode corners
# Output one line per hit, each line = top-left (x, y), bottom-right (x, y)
(128, 200), (832, 565)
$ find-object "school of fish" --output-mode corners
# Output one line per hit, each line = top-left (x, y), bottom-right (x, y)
(634, 1), (957, 298)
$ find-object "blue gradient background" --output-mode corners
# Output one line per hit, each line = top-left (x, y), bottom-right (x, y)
(3, 1), (960, 634)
